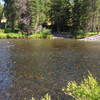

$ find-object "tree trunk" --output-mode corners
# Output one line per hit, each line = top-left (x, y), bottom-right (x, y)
(11, 20), (15, 31)
(0, 8), (4, 24)
(34, 14), (39, 34)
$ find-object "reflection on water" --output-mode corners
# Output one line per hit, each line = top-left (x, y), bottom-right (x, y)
(0, 39), (100, 100)
(0, 40), (13, 100)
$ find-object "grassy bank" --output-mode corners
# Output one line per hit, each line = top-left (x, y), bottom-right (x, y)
(0, 29), (100, 39)
(29, 34), (53, 39)
(0, 29), (53, 39)
(0, 33), (24, 39)
(75, 31), (100, 39)
(0, 29), (24, 39)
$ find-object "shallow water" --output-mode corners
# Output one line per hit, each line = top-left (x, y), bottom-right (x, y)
(0, 39), (100, 100)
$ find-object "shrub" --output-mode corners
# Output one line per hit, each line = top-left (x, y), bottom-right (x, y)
(74, 29), (85, 38)
(0, 29), (7, 38)
(29, 29), (53, 39)
(62, 72), (100, 100)
(0, 33), (7, 39)
(0, 29), (5, 33)
(47, 34), (53, 39)
(6, 33), (23, 38)
(30, 93), (51, 100)
(4, 28), (13, 33)
(75, 29), (99, 39)
(39, 29), (52, 38)
(4, 28), (20, 33)
(29, 34), (43, 39)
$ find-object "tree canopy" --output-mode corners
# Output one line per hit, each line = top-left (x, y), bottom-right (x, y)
(2, 0), (100, 34)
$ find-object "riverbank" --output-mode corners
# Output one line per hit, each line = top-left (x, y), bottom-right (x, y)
(0, 29), (100, 40)
(80, 33), (100, 41)
(0, 29), (72, 39)
(0, 29), (54, 39)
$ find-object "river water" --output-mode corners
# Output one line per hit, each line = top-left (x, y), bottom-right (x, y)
(0, 39), (100, 100)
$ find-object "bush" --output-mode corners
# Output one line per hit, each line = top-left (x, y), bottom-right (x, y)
(4, 28), (13, 33)
(62, 72), (100, 100)
(0, 33), (7, 39)
(4, 28), (20, 33)
(0, 29), (24, 39)
(0, 29), (7, 38)
(0, 29), (4, 33)
(29, 29), (53, 39)
(39, 29), (52, 38)
(47, 34), (53, 39)
(6, 33), (23, 38)
(74, 29), (99, 39)
(31, 93), (51, 100)
(29, 34), (43, 39)
(0, 28), (53, 39)
(74, 29), (85, 38)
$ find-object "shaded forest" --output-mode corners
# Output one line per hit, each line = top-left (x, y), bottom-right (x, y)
(0, 0), (100, 35)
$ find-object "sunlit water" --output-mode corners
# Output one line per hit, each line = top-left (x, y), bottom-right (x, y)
(0, 39), (100, 100)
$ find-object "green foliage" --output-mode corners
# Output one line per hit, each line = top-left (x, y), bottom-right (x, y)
(0, 33), (7, 38)
(4, 0), (20, 30)
(72, 0), (100, 33)
(62, 73), (100, 100)
(29, 34), (53, 39)
(0, 29), (53, 39)
(41, 93), (51, 100)
(39, 29), (52, 38)
(4, 28), (20, 33)
(0, 29), (4, 33)
(30, 93), (51, 100)
(74, 29), (85, 38)
(0, 29), (23, 38)
(29, 29), (52, 39)
(6, 33), (23, 38)
(3, 0), (100, 34)
(0, 29), (6, 38)
(0, 3), (3, 16)
(50, 0), (71, 32)
(4, 28), (13, 33)
(28, 0), (51, 32)
(29, 34), (43, 39)
(76, 31), (99, 39)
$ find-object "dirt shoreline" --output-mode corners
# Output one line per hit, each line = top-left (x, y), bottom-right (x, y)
(79, 34), (100, 41)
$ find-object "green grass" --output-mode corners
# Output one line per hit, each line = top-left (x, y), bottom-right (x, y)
(0, 29), (53, 39)
(0, 33), (24, 39)
(6, 33), (24, 38)
(29, 34), (53, 39)
(0, 30), (24, 39)
(76, 31), (100, 39)
(29, 29), (53, 39)
(0, 29), (6, 38)
(62, 72), (100, 100)
(0, 33), (7, 39)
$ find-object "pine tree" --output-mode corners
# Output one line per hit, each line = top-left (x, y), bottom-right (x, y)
(28, 0), (51, 33)
(4, 0), (20, 31)
(81, 0), (100, 32)
(2, 0), (100, 34)
(72, 0), (82, 31)
(0, 3), (3, 23)
(50, 0), (71, 32)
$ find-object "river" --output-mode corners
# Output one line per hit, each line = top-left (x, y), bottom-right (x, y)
(0, 39), (100, 100)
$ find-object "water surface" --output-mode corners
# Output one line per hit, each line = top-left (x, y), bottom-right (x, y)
(0, 39), (100, 100)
